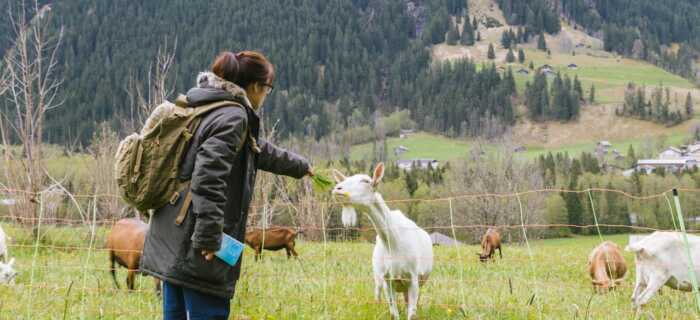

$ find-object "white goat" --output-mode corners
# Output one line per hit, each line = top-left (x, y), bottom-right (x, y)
(0, 258), (16, 285)
(626, 231), (700, 309)
(333, 163), (433, 320)
(341, 206), (358, 228)
(0, 223), (7, 262)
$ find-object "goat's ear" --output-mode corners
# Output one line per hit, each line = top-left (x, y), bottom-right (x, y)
(372, 162), (385, 186)
(332, 169), (346, 183)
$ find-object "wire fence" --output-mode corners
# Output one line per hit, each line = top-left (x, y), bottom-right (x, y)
(0, 187), (699, 318)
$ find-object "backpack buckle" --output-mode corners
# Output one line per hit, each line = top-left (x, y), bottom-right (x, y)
(169, 191), (180, 205)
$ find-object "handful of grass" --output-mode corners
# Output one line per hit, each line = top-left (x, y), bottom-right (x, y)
(311, 172), (334, 193)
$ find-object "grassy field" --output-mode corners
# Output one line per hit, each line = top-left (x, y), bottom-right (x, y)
(0, 224), (696, 319)
(350, 132), (473, 162)
(510, 49), (698, 104)
(349, 129), (691, 163)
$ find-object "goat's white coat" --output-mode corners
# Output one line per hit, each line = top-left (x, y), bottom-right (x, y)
(0, 224), (7, 262)
(341, 206), (358, 228)
(333, 164), (433, 319)
(0, 258), (16, 285)
(626, 231), (700, 308)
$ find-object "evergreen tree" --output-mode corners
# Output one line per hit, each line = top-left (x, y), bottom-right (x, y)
(446, 23), (459, 45)
(506, 48), (515, 63)
(529, 60), (534, 70)
(563, 171), (583, 233)
(627, 144), (637, 168)
(518, 48), (525, 63)
(460, 19), (474, 45)
(404, 169), (419, 197)
(537, 31), (547, 51)
(686, 92), (694, 116)
(476, 31), (481, 41)
(487, 43), (496, 59)
(501, 30), (512, 49)
(573, 75), (583, 100)
(589, 84), (596, 103)
(472, 16), (478, 30)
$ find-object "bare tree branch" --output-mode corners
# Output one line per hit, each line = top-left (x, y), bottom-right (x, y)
(121, 38), (177, 132)
(1, 0), (64, 226)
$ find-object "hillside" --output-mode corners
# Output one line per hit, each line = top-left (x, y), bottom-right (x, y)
(352, 104), (698, 162)
(1, 0), (698, 153)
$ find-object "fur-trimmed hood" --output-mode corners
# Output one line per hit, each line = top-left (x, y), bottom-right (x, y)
(185, 71), (254, 110)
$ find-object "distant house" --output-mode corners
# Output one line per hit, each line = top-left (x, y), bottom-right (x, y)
(399, 129), (415, 139)
(516, 68), (529, 75)
(595, 141), (612, 156)
(635, 158), (698, 174)
(396, 159), (439, 171)
(658, 146), (684, 160)
(429, 232), (462, 246)
(567, 63), (578, 69)
(597, 141), (612, 148)
(514, 146), (527, 152)
(394, 145), (409, 156)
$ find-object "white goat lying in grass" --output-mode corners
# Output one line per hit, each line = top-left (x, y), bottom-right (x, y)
(333, 163), (433, 320)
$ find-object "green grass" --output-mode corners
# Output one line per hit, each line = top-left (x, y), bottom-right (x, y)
(0, 225), (695, 319)
(350, 132), (472, 162)
(521, 132), (689, 159)
(350, 131), (690, 163)
(509, 49), (697, 104)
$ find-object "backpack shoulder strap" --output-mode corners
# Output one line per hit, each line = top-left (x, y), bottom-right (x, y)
(191, 100), (244, 117)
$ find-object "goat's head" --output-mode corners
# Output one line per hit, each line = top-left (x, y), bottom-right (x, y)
(0, 258), (17, 285)
(332, 163), (385, 206)
(591, 278), (623, 293)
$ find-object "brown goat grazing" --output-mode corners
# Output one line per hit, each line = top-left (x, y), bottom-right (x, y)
(105, 218), (160, 293)
(244, 227), (299, 261)
(588, 241), (627, 293)
(478, 228), (502, 262)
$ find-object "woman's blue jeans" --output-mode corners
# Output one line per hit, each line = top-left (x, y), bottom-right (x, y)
(163, 281), (230, 320)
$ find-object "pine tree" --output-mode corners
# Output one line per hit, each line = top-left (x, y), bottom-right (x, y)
(563, 176), (583, 234)
(518, 48), (525, 63)
(460, 19), (474, 45)
(476, 31), (481, 41)
(506, 48), (515, 63)
(501, 30), (512, 49)
(487, 43), (495, 59)
(529, 60), (534, 70)
(537, 31), (547, 51)
(686, 92), (694, 116)
(573, 75), (583, 100)
(472, 16), (478, 30)
(589, 84), (595, 103)
(446, 23), (459, 45)
(627, 144), (637, 168)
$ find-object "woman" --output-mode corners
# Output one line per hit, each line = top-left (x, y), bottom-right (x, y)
(141, 51), (312, 320)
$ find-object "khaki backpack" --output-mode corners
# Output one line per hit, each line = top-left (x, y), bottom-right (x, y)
(115, 95), (245, 217)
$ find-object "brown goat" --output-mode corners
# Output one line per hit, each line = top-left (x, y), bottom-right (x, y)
(478, 228), (502, 262)
(244, 227), (299, 261)
(105, 218), (160, 293)
(588, 241), (627, 293)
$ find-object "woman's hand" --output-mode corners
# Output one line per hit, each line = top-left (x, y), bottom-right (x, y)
(201, 250), (216, 261)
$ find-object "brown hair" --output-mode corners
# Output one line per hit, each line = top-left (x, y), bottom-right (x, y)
(211, 51), (275, 89)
